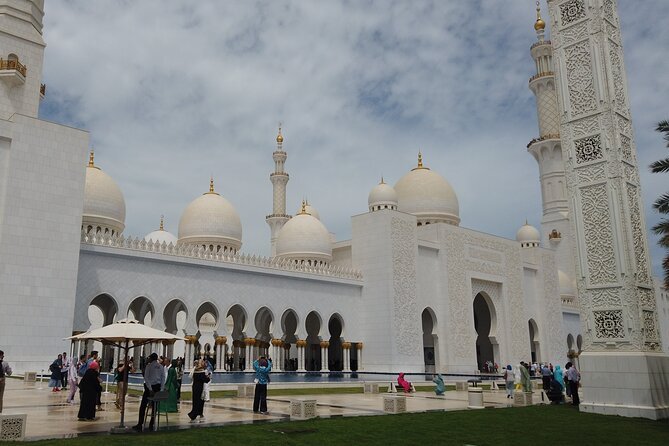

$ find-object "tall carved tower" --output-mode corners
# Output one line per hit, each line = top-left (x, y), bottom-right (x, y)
(527, 2), (577, 292)
(547, 0), (669, 419)
(266, 126), (290, 256)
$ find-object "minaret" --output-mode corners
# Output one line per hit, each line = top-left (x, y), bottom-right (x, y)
(266, 126), (290, 256)
(547, 0), (668, 419)
(0, 0), (46, 120)
(527, 2), (577, 294)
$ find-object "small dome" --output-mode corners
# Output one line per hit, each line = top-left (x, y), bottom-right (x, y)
(82, 151), (126, 235)
(516, 221), (540, 247)
(394, 153), (459, 225)
(276, 126), (284, 143)
(368, 178), (398, 212)
(144, 217), (178, 245)
(558, 270), (576, 296)
(276, 203), (332, 265)
(534, 17), (545, 31)
(178, 179), (242, 253)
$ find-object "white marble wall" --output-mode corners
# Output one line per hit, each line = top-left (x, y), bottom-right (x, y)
(0, 114), (89, 374)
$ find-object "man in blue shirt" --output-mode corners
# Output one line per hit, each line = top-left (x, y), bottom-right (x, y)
(133, 353), (165, 432)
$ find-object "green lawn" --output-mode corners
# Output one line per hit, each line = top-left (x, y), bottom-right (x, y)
(26, 405), (669, 446)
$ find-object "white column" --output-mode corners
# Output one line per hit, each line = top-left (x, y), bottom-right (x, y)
(297, 341), (306, 372)
(343, 343), (351, 372)
(357, 343), (363, 371)
(320, 342), (329, 372)
(245, 339), (254, 370)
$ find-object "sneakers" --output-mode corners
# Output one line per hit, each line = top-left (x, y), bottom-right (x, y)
(198, 416), (205, 423)
(189, 418), (197, 424)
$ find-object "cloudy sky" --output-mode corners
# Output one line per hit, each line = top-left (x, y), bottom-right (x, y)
(40, 0), (669, 277)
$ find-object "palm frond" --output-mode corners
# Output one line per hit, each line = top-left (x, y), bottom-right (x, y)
(653, 193), (669, 213)
(659, 233), (669, 249)
(649, 158), (669, 173)
(657, 120), (669, 148)
(652, 219), (669, 237)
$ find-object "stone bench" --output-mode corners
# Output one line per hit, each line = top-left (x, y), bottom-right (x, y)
(513, 391), (533, 407)
(290, 398), (317, 420)
(364, 383), (379, 394)
(23, 371), (37, 382)
(237, 384), (255, 398)
(383, 394), (406, 414)
(0, 414), (27, 441)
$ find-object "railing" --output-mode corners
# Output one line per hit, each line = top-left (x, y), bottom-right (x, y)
(529, 71), (554, 83)
(561, 296), (578, 309)
(0, 58), (27, 76)
(80, 230), (363, 281)
(527, 133), (561, 148)
(530, 40), (552, 50)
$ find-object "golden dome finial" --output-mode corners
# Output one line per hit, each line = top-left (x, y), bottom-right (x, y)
(300, 199), (308, 215)
(276, 123), (284, 144)
(380, 176), (385, 184)
(209, 176), (215, 193)
(159, 215), (165, 231)
(534, 1), (545, 31)
(417, 150), (423, 168)
(88, 148), (95, 167)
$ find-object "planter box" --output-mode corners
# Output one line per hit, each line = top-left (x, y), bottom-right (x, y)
(383, 394), (406, 414)
(290, 398), (317, 420)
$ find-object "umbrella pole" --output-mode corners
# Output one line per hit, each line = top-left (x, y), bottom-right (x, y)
(119, 340), (129, 429)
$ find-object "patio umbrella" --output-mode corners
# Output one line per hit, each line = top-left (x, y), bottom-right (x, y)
(66, 318), (185, 432)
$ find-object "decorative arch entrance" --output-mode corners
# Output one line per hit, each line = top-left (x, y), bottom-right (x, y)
(473, 292), (497, 372)
(422, 308), (438, 374)
(528, 319), (540, 363)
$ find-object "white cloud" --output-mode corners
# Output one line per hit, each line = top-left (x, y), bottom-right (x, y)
(40, 0), (669, 277)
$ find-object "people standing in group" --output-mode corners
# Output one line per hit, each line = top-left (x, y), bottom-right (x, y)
(566, 361), (580, 406)
(161, 359), (179, 414)
(554, 364), (565, 394)
(0, 350), (12, 413)
(253, 356), (272, 414)
(504, 365), (515, 398)
(66, 355), (83, 404)
(519, 362), (532, 392)
(188, 359), (210, 422)
(48, 354), (63, 392)
(133, 353), (164, 432)
(77, 360), (101, 421)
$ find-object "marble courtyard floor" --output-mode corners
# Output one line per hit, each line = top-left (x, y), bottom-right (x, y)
(1, 378), (529, 440)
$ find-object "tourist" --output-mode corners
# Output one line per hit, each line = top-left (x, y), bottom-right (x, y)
(546, 375), (564, 404)
(504, 365), (514, 398)
(554, 364), (565, 393)
(48, 354), (62, 392)
(65, 355), (82, 404)
(114, 360), (127, 409)
(397, 372), (413, 393)
(176, 357), (183, 402)
(566, 362), (580, 406)
(188, 359), (210, 422)
(253, 356), (272, 414)
(160, 359), (179, 414)
(77, 360), (101, 421)
(563, 364), (571, 398)
(519, 362), (532, 392)
(432, 374), (445, 395)
(541, 363), (552, 391)
(0, 350), (12, 413)
(61, 352), (70, 390)
(203, 359), (212, 403)
(513, 364), (522, 391)
(132, 353), (164, 432)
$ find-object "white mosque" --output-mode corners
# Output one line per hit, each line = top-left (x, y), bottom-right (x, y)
(1, 0), (668, 401)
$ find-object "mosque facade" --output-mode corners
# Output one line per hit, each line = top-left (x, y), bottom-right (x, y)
(0, 0), (667, 384)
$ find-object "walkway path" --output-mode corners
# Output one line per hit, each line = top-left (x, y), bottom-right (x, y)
(0, 378), (536, 440)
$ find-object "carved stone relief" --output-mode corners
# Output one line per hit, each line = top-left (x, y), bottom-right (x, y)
(626, 185), (651, 284)
(565, 41), (598, 116)
(580, 184), (617, 284)
(576, 162), (606, 183)
(575, 134), (603, 164)
(608, 43), (627, 111)
(571, 116), (599, 138)
(620, 135), (632, 163)
(560, 0), (586, 26)
(594, 309), (624, 338)
(391, 217), (421, 356)
(590, 288), (621, 308)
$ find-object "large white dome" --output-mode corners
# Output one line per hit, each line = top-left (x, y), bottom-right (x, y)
(178, 180), (242, 253)
(516, 221), (540, 247)
(368, 178), (398, 212)
(394, 154), (459, 225)
(276, 204), (332, 265)
(82, 152), (126, 235)
(144, 217), (178, 245)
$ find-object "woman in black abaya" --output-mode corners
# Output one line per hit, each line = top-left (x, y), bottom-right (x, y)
(78, 360), (101, 420)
